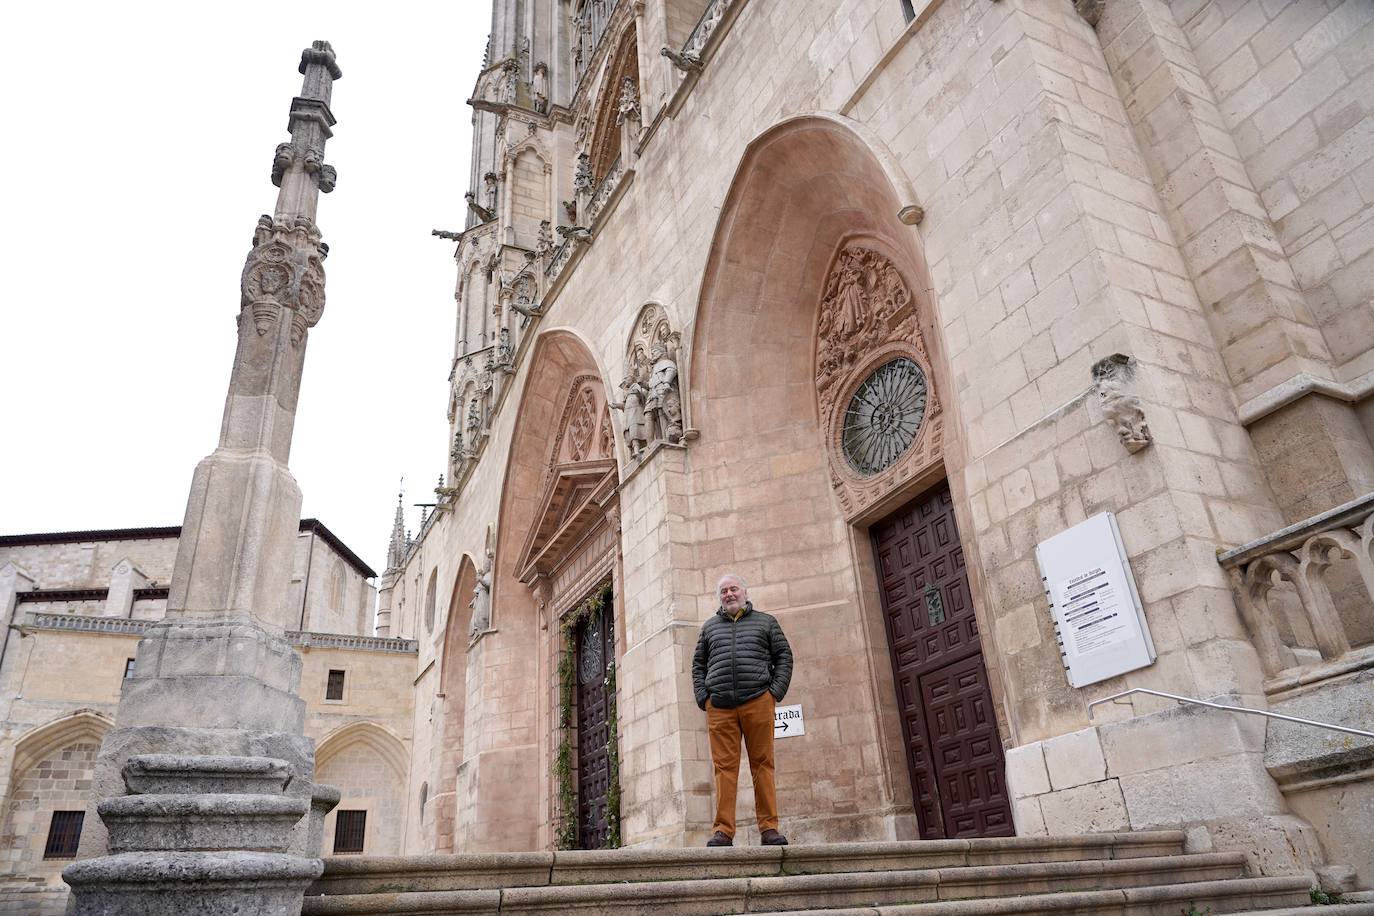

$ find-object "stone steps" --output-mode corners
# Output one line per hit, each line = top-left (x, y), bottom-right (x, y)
(309, 831), (1187, 895)
(300, 830), (1327, 915)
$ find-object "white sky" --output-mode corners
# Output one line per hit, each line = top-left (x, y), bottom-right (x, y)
(0, 2), (492, 574)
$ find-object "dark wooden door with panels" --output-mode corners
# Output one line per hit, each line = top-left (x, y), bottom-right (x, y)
(871, 481), (1014, 839)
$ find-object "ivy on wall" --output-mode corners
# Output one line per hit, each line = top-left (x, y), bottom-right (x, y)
(554, 581), (621, 850)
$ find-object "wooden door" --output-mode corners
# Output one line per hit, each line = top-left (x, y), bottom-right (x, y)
(872, 481), (1013, 838)
(573, 590), (615, 849)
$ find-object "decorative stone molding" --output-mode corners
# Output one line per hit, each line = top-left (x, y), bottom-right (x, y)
(683, 0), (731, 61)
(815, 244), (942, 519)
(1091, 354), (1151, 453)
(585, 155), (624, 226)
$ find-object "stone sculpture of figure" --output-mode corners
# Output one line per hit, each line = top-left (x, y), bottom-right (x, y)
(617, 77), (641, 127)
(465, 398), (482, 446)
(496, 327), (514, 368)
(532, 62), (548, 113)
(608, 372), (650, 460)
(574, 152), (594, 193)
(535, 220), (553, 257)
(645, 343), (684, 445)
(469, 550), (493, 638)
(1092, 354), (1152, 453)
(450, 427), (465, 468)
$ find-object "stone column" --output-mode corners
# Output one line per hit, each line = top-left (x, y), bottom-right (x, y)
(64, 42), (343, 916)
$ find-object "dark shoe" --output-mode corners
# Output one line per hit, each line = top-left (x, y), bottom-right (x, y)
(760, 829), (788, 846)
(706, 831), (733, 847)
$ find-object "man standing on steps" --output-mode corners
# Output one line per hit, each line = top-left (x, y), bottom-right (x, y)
(692, 573), (794, 847)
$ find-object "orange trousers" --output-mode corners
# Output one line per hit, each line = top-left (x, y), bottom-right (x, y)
(706, 690), (778, 837)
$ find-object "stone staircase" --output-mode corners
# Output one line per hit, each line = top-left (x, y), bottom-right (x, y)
(301, 830), (1374, 915)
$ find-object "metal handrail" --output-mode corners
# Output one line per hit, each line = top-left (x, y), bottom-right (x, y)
(1088, 687), (1374, 739)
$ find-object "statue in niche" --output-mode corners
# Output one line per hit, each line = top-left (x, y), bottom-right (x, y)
(469, 549), (493, 638)
(465, 398), (482, 446)
(532, 61), (548, 113)
(608, 371), (650, 460)
(496, 327), (514, 369)
(450, 427), (465, 467)
(645, 343), (683, 445)
(1092, 354), (1152, 453)
(617, 77), (641, 127)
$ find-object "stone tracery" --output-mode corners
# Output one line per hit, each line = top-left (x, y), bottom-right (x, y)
(815, 244), (941, 516)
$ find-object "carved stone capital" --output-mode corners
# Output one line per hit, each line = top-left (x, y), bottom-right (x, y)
(240, 215), (328, 346)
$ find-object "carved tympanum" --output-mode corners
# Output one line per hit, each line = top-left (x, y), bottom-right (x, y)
(815, 245), (941, 517)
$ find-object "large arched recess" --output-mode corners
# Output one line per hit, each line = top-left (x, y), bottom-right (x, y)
(432, 553), (477, 853)
(687, 113), (1008, 842)
(484, 328), (613, 851)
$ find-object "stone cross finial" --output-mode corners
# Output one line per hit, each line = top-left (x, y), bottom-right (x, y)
(271, 41), (342, 223)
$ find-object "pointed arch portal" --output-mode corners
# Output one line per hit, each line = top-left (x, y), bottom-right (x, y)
(690, 114), (1012, 839)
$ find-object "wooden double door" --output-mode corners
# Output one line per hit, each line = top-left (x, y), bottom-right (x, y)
(872, 482), (1014, 839)
(572, 589), (616, 849)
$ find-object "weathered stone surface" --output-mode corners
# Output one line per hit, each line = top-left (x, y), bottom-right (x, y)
(1038, 780), (1131, 834)
(121, 753), (291, 795)
(1042, 727), (1107, 791)
(1003, 743), (1050, 798)
(100, 793), (308, 853)
(62, 851), (322, 916)
(1265, 668), (1374, 779)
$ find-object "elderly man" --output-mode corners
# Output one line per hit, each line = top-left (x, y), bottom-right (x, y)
(692, 574), (794, 847)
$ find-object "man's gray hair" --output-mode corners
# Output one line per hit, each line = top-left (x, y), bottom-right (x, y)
(717, 573), (748, 591)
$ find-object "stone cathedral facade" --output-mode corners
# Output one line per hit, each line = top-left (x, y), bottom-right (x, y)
(369, 0), (1374, 887)
(4, 0), (1373, 909)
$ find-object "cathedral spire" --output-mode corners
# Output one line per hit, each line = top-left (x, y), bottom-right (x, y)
(386, 487), (407, 570)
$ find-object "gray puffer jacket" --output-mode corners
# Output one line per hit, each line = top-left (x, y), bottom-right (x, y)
(692, 602), (793, 710)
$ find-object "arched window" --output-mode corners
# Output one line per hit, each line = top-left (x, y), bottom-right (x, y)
(424, 570), (438, 634)
(328, 562), (346, 612)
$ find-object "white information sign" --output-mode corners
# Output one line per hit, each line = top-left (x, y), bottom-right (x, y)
(774, 704), (805, 739)
(1034, 511), (1156, 688)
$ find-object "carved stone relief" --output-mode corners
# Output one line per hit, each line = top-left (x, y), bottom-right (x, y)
(814, 245), (942, 518)
(550, 375), (614, 470)
(239, 215), (327, 347)
(1092, 354), (1152, 453)
(614, 303), (683, 459)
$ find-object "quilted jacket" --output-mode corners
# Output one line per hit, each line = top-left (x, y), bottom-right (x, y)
(692, 602), (793, 710)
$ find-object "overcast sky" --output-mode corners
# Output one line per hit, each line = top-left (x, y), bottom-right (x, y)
(0, 2), (491, 574)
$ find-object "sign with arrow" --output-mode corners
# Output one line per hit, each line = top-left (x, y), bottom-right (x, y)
(773, 704), (805, 739)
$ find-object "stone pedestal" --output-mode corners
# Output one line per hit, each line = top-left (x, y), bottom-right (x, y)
(64, 753), (332, 915)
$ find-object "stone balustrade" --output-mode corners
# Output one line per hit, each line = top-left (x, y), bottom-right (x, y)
(1218, 491), (1374, 679)
(23, 613), (416, 654)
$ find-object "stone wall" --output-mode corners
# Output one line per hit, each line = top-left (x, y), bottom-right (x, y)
(385, 0), (1373, 874)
